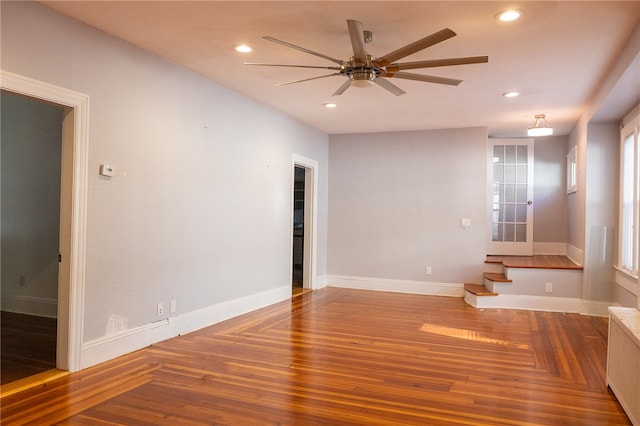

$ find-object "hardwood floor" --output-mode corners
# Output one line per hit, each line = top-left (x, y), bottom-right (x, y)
(1, 311), (57, 385)
(0, 288), (630, 425)
(486, 255), (583, 270)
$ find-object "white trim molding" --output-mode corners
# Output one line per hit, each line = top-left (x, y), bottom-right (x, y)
(581, 300), (616, 317)
(464, 293), (583, 313)
(81, 285), (291, 370)
(327, 275), (465, 297)
(566, 244), (585, 266)
(0, 295), (58, 318)
(316, 274), (329, 289)
(615, 267), (639, 296)
(1, 70), (89, 373)
(291, 154), (319, 290)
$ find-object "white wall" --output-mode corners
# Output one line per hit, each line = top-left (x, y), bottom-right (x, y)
(327, 127), (488, 290)
(1, 2), (328, 350)
(1, 92), (63, 317)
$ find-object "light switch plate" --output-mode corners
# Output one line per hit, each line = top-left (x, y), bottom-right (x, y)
(100, 164), (115, 177)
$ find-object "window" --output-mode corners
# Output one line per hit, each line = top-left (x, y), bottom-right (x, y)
(619, 110), (640, 276)
(567, 147), (577, 194)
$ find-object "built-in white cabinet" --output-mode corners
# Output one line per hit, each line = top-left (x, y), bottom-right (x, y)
(607, 307), (640, 426)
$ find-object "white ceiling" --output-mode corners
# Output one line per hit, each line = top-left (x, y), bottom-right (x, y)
(42, 1), (640, 137)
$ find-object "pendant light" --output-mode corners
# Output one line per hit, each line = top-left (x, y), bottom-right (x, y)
(528, 114), (553, 137)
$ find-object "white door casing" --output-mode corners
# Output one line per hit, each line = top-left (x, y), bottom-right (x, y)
(1, 70), (89, 372)
(487, 138), (534, 256)
(291, 154), (318, 290)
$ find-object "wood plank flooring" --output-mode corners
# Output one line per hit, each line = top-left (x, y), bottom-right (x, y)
(1, 311), (57, 385)
(0, 288), (630, 425)
(486, 255), (583, 270)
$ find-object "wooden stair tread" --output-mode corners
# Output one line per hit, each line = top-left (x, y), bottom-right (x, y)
(464, 283), (498, 296)
(485, 255), (583, 270)
(483, 272), (512, 282)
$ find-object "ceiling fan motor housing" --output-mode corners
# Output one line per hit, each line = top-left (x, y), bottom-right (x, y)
(344, 55), (384, 86)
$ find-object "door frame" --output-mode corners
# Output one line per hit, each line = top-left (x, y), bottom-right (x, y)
(291, 154), (318, 290)
(1, 70), (88, 372)
(486, 138), (534, 256)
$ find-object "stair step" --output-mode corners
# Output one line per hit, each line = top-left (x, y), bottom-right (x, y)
(464, 283), (498, 296)
(483, 272), (512, 283)
(485, 255), (583, 270)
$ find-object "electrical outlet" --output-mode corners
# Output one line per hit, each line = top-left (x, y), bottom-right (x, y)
(545, 283), (553, 293)
(170, 299), (176, 313)
(157, 303), (164, 316)
(19, 275), (26, 286)
(426, 266), (432, 275)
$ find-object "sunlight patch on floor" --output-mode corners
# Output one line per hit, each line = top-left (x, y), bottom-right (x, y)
(0, 369), (68, 398)
(420, 323), (530, 349)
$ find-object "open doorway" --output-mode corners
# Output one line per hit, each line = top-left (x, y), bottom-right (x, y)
(292, 166), (305, 294)
(1, 71), (89, 385)
(1, 91), (63, 385)
(291, 155), (318, 296)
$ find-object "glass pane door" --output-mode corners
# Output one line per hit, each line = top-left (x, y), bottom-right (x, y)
(487, 139), (534, 255)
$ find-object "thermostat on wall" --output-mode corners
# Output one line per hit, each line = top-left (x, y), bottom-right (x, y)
(100, 164), (115, 177)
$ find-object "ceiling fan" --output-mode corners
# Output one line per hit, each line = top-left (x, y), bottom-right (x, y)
(246, 19), (488, 96)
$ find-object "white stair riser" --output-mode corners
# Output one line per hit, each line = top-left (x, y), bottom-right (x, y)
(502, 268), (582, 297)
(483, 278), (512, 293)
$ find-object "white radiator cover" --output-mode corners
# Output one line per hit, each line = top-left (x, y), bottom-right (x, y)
(607, 307), (640, 426)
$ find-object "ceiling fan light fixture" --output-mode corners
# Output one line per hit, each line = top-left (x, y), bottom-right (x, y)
(528, 114), (553, 137)
(349, 69), (377, 88)
(502, 91), (520, 98)
(351, 79), (375, 88)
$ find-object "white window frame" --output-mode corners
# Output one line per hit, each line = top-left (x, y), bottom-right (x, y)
(617, 109), (640, 280)
(567, 146), (577, 194)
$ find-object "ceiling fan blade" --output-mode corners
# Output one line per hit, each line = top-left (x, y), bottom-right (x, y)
(275, 73), (341, 86)
(375, 78), (406, 96)
(263, 36), (344, 65)
(332, 79), (352, 96)
(387, 71), (462, 86)
(376, 28), (457, 67)
(384, 56), (489, 72)
(245, 63), (342, 70)
(347, 19), (367, 61)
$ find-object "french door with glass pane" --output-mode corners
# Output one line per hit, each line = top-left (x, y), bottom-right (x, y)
(487, 139), (534, 255)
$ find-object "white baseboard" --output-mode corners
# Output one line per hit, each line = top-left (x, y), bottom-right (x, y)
(327, 275), (464, 297)
(581, 300), (616, 317)
(81, 285), (291, 370)
(315, 274), (328, 290)
(1, 295), (58, 318)
(464, 293), (582, 313)
(566, 244), (584, 266)
(533, 242), (567, 255)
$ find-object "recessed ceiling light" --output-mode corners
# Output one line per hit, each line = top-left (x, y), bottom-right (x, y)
(323, 103), (337, 108)
(497, 10), (523, 22)
(502, 91), (520, 98)
(235, 45), (252, 53)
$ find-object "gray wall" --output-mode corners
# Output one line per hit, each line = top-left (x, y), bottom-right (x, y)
(1, 2), (329, 342)
(533, 135), (568, 244)
(1, 92), (63, 316)
(583, 123), (619, 302)
(328, 128), (489, 285)
(327, 129), (571, 286)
